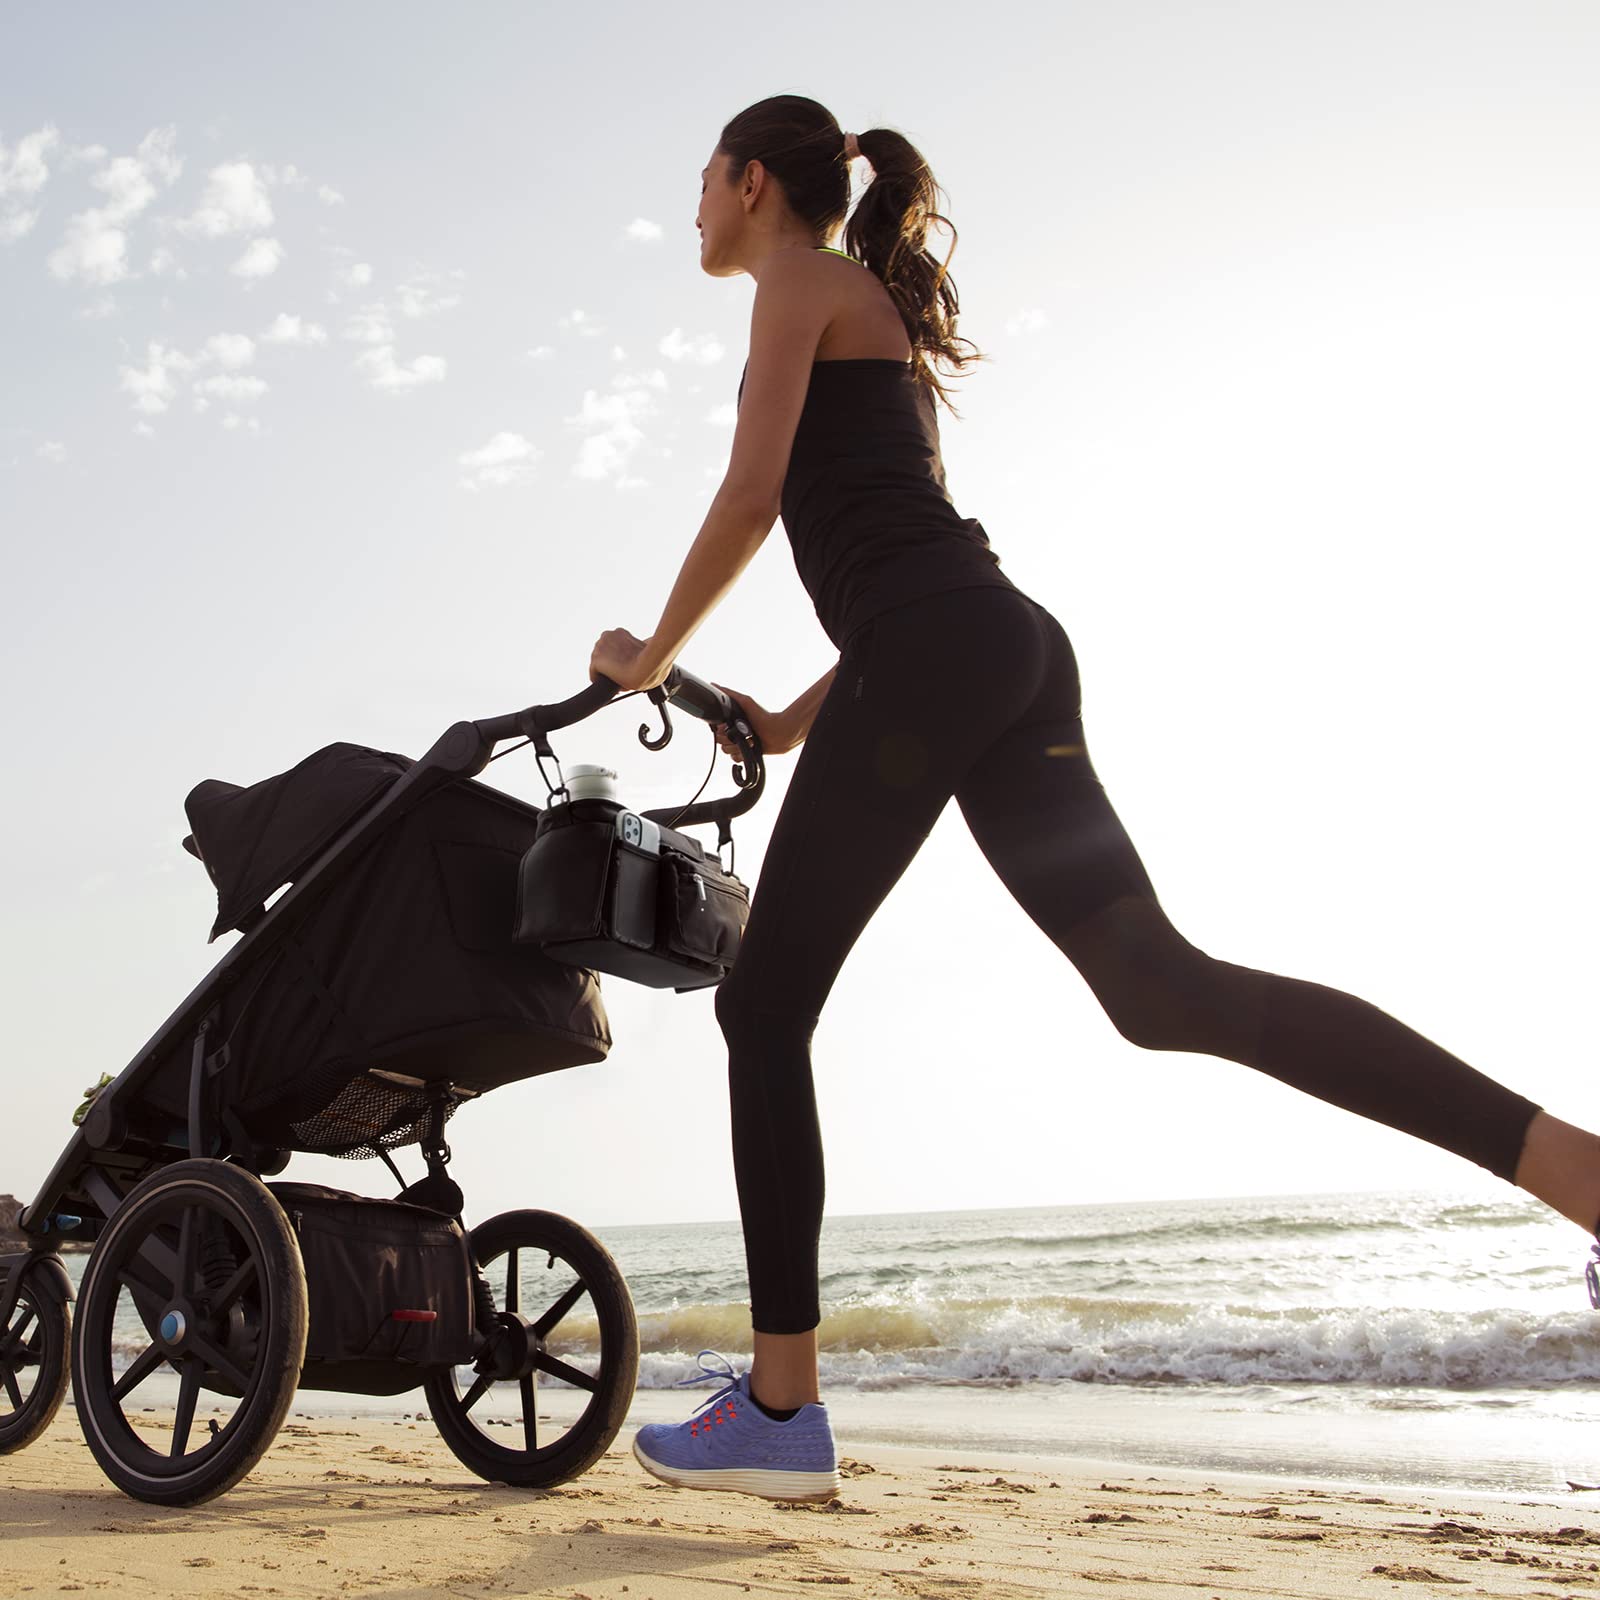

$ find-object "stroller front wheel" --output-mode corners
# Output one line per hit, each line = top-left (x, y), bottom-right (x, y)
(0, 1278), (72, 1453)
(70, 1158), (308, 1505)
(425, 1209), (638, 1486)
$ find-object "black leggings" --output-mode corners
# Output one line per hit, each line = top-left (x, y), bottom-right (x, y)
(715, 586), (1543, 1335)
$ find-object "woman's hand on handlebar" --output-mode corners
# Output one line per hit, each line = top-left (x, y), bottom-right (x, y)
(713, 685), (798, 759)
(589, 627), (670, 692)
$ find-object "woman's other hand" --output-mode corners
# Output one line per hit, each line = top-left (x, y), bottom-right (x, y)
(713, 686), (797, 758)
(589, 628), (668, 692)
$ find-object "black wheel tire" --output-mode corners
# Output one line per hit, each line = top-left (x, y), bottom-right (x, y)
(425, 1209), (637, 1487)
(0, 1278), (72, 1453)
(70, 1159), (307, 1505)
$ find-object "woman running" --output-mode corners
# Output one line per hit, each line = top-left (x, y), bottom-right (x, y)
(586, 93), (1600, 1504)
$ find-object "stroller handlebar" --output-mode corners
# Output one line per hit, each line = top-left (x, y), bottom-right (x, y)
(468, 665), (765, 834)
(476, 664), (750, 747)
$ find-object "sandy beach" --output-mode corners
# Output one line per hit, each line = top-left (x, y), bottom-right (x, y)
(6, 1406), (1600, 1599)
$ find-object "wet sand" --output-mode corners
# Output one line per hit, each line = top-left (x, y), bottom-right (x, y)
(6, 1408), (1600, 1597)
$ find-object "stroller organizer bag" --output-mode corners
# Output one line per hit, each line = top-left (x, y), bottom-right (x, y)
(513, 797), (748, 990)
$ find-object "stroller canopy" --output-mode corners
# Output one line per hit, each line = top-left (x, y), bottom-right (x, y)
(185, 742), (411, 941)
(158, 742), (612, 1158)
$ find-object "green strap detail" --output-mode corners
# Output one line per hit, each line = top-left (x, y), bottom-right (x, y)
(815, 246), (860, 263)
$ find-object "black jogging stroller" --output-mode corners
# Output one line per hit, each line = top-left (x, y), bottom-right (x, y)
(0, 669), (764, 1505)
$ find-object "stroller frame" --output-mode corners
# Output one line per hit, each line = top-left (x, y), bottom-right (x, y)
(0, 670), (764, 1503)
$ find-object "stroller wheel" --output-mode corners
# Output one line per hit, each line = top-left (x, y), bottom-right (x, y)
(425, 1209), (638, 1487)
(70, 1159), (308, 1505)
(0, 1278), (72, 1453)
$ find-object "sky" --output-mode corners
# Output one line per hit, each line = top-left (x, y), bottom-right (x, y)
(2, 2), (1597, 1239)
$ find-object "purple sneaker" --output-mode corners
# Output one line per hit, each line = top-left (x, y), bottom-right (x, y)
(632, 1350), (840, 1502)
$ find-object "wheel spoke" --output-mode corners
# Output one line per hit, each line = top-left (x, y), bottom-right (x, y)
(8, 1305), (38, 1344)
(519, 1375), (537, 1453)
(186, 1330), (251, 1393)
(112, 1343), (170, 1403)
(531, 1350), (599, 1393)
(531, 1278), (587, 1341)
(132, 1232), (181, 1297)
(175, 1205), (198, 1301)
(117, 1262), (167, 1303)
(170, 1360), (201, 1457)
(505, 1249), (520, 1315)
(2, 1365), (21, 1410)
(209, 1256), (258, 1318)
(459, 1371), (494, 1414)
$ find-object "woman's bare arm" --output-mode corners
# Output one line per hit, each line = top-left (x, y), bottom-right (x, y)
(783, 664), (836, 745)
(621, 251), (834, 687)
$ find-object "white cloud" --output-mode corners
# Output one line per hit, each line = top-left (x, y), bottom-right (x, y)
(341, 280), (456, 356)
(356, 346), (447, 392)
(394, 279), (461, 319)
(147, 246), (185, 279)
(624, 217), (664, 243)
(201, 333), (256, 370)
(567, 384), (655, 483)
(0, 125), (59, 241)
(658, 328), (725, 365)
(335, 261), (373, 290)
(231, 237), (284, 279)
(76, 296), (117, 321)
(221, 413), (261, 433)
(181, 161), (273, 239)
(459, 431), (540, 492)
(259, 163), (304, 189)
(48, 126), (181, 286)
(36, 440), (67, 465)
(614, 368), (668, 392)
(1004, 307), (1050, 337)
(317, 185), (345, 207)
(133, 421), (155, 438)
(705, 402), (739, 427)
(526, 344), (554, 362)
(559, 309), (603, 338)
(262, 313), (327, 346)
(118, 341), (195, 415)
(135, 127), (182, 187)
(343, 305), (394, 345)
(610, 345), (626, 362)
(196, 374), (268, 402)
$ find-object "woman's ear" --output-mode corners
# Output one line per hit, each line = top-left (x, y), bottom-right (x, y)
(741, 158), (767, 214)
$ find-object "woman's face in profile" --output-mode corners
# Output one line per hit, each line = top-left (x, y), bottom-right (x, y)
(696, 148), (744, 277)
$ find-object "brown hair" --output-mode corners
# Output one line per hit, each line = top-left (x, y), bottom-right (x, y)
(716, 94), (981, 410)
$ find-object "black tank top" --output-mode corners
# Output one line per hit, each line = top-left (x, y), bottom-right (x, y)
(737, 325), (1012, 647)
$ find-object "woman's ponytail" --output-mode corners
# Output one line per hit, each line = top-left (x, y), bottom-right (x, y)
(717, 98), (982, 410)
(843, 130), (980, 409)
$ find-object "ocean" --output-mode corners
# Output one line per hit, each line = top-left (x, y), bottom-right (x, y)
(75, 1188), (1600, 1495)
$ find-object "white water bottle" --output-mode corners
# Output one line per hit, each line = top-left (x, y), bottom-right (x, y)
(564, 763), (619, 804)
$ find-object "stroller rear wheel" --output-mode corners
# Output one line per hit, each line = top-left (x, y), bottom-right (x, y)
(70, 1159), (308, 1505)
(0, 1279), (72, 1453)
(425, 1209), (637, 1486)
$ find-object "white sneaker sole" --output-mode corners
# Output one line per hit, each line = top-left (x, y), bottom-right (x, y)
(632, 1437), (841, 1502)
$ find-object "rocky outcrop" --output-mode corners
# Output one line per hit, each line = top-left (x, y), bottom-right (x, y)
(0, 1193), (26, 1250)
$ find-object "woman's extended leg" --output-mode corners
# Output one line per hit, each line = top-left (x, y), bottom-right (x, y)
(953, 602), (1600, 1221)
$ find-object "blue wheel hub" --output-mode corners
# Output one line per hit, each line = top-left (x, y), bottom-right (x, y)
(159, 1309), (186, 1344)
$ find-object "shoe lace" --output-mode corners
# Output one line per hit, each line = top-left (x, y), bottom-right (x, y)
(673, 1349), (743, 1414)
